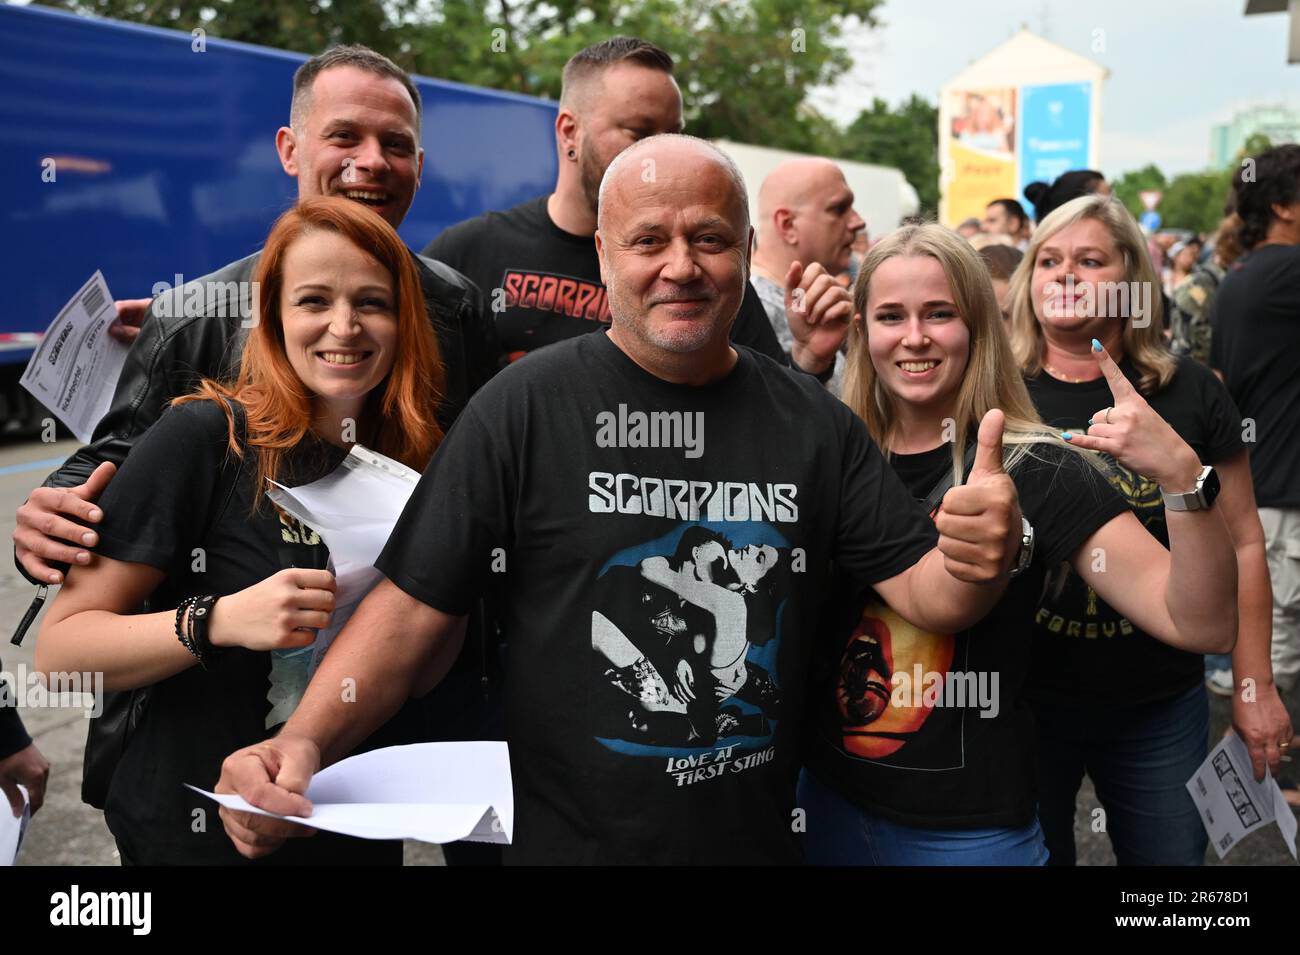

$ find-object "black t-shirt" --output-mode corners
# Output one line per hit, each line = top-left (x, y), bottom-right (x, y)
(804, 440), (1128, 829)
(375, 332), (937, 864)
(422, 194), (787, 368)
(1024, 357), (1244, 707)
(1210, 243), (1300, 507)
(92, 400), (418, 865)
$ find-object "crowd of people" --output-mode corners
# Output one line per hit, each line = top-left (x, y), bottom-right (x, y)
(0, 34), (1296, 867)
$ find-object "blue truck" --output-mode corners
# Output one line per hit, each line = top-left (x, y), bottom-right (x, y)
(0, 3), (558, 432)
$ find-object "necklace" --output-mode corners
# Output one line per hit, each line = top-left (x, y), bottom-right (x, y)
(1042, 362), (1094, 384)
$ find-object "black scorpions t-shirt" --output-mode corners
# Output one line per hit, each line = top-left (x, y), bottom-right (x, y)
(422, 194), (787, 368)
(804, 440), (1127, 829)
(1024, 357), (1244, 707)
(91, 399), (421, 865)
(375, 332), (937, 864)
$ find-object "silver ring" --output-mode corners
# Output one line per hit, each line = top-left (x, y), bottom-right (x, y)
(1104, 407), (1113, 424)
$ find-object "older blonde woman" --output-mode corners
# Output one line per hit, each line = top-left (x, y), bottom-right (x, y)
(1008, 193), (1291, 865)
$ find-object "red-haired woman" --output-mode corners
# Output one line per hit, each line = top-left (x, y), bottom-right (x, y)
(36, 197), (445, 865)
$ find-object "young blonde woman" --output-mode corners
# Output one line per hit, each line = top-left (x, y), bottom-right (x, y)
(1008, 193), (1292, 865)
(35, 197), (445, 865)
(799, 223), (1237, 866)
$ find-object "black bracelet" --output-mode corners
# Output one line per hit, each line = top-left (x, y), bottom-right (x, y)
(190, 595), (217, 654)
(175, 596), (199, 657)
(190, 595), (223, 670)
(175, 595), (222, 669)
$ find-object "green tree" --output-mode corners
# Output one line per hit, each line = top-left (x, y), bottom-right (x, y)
(46, 0), (413, 59)
(1111, 164), (1167, 221)
(836, 95), (940, 218)
(1111, 133), (1274, 236)
(50, 0), (882, 153)
(1160, 170), (1232, 233)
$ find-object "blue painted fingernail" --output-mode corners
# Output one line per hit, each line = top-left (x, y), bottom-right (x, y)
(1087, 417), (1094, 426)
(1091, 338), (1102, 351)
(1061, 432), (1073, 441)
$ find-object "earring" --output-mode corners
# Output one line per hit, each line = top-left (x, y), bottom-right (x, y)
(567, 148), (577, 160)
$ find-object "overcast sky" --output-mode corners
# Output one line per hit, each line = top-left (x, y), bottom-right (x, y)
(811, 0), (1300, 178)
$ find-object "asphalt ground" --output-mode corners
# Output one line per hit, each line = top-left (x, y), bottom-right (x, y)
(0, 435), (1294, 868)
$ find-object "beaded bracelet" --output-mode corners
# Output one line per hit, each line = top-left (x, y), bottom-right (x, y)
(175, 594), (223, 670)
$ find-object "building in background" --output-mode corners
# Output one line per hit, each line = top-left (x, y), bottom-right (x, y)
(938, 30), (1106, 227)
(1244, 0), (1300, 64)
(1210, 103), (1300, 167)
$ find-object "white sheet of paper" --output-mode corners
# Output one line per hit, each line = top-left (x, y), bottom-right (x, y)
(0, 785), (31, 866)
(190, 741), (512, 845)
(262, 446), (420, 727)
(1185, 730), (1294, 860)
(21, 271), (130, 443)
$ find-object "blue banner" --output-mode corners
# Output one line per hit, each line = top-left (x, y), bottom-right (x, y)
(1018, 82), (1092, 206)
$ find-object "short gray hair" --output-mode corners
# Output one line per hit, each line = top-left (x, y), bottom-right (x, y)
(597, 134), (749, 232)
(290, 45), (422, 133)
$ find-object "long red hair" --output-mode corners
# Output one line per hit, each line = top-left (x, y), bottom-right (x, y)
(175, 196), (445, 500)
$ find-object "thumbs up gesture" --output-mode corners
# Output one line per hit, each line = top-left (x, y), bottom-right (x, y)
(934, 409), (1024, 583)
(1062, 340), (1202, 492)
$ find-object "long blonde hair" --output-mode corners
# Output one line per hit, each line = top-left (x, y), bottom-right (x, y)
(844, 223), (1094, 486)
(1008, 194), (1176, 395)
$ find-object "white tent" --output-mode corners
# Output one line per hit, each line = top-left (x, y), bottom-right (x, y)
(712, 139), (920, 237)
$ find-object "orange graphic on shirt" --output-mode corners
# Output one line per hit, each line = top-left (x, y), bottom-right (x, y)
(836, 601), (954, 759)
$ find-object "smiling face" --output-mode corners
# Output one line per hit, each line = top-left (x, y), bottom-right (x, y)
(279, 229), (399, 423)
(865, 255), (971, 413)
(277, 66), (423, 229)
(573, 63), (684, 215)
(1030, 217), (1128, 336)
(597, 142), (750, 361)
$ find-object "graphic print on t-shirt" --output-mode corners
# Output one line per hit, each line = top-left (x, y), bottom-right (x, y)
(498, 268), (611, 360)
(834, 600), (968, 769)
(265, 510), (329, 729)
(591, 520), (791, 786)
(1036, 452), (1159, 642)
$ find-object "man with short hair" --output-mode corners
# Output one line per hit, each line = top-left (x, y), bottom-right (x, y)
(982, 198), (1029, 249)
(422, 36), (832, 376)
(214, 134), (1026, 865)
(750, 158), (864, 390)
(14, 44), (493, 588)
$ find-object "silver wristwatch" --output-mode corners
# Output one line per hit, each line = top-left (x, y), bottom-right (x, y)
(1008, 516), (1035, 579)
(1161, 465), (1221, 512)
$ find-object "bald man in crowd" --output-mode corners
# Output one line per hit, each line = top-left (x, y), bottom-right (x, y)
(213, 134), (1023, 865)
(750, 158), (865, 391)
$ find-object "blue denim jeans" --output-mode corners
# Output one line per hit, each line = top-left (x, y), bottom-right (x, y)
(797, 769), (1049, 866)
(1204, 653), (1231, 674)
(1033, 682), (1209, 866)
